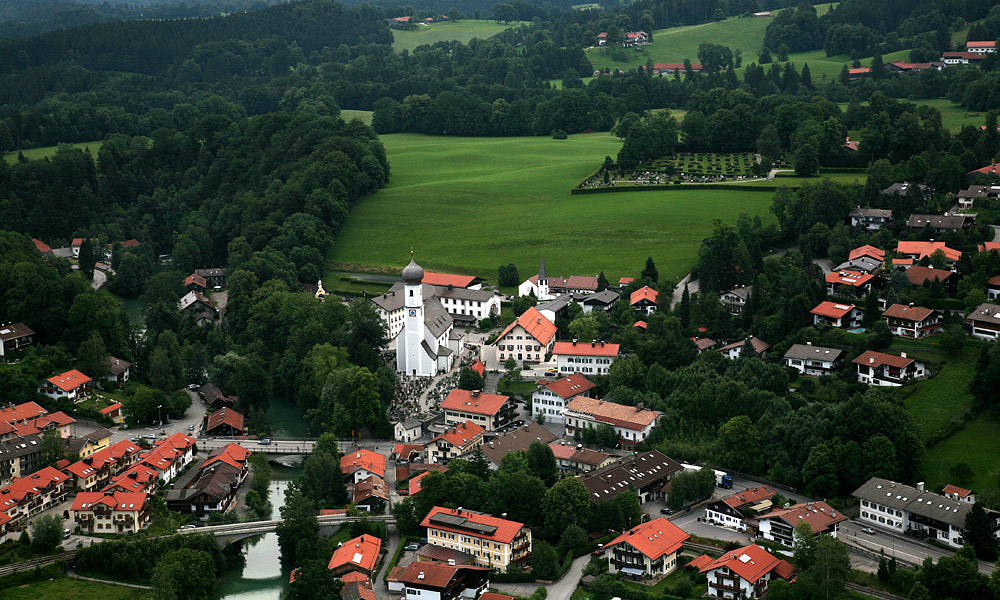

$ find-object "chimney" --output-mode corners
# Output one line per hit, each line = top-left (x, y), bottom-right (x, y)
(917, 481), (925, 492)
(869, 356), (875, 364)
(900, 352), (907, 358)
(806, 341), (812, 346)
(472, 390), (480, 397)
(448, 558), (456, 566)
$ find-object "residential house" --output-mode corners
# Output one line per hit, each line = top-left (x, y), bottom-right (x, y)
(967, 40), (996, 53)
(552, 341), (619, 376)
(967, 302), (1000, 341)
(970, 161), (1000, 176)
(693, 338), (718, 353)
(689, 544), (795, 599)
(720, 286), (753, 315)
(138, 432), (196, 485)
(704, 486), (776, 532)
(64, 426), (112, 459)
(353, 476), (388, 512)
(536, 292), (590, 323)
(906, 213), (972, 233)
(904, 266), (959, 295)
(328, 534), (383, 577)
(835, 256), (883, 274)
(881, 182), (932, 201)
(850, 245), (886, 263)
(491, 306), (556, 365)
(630, 286), (658, 315)
(195, 267), (227, 288)
(980, 242), (1000, 253)
(395, 561), (490, 600)
(204, 407), (245, 437)
(606, 517), (689, 581)
(756, 501), (847, 547)
(425, 421), (485, 464)
(479, 423), (557, 470)
(619, 277), (635, 288)
(895, 241), (961, 263)
(853, 477), (971, 547)
(580, 450), (682, 504)
(581, 290), (620, 313)
(518, 258), (599, 300)
(957, 184), (1000, 209)
(184, 273), (207, 293)
(548, 443), (616, 473)
(718, 337), (771, 360)
(0, 323), (34, 359)
(883, 304), (943, 338)
(198, 383), (236, 409)
(394, 417), (423, 443)
(71, 238), (96, 257)
(421, 506), (532, 569)
(64, 439), (142, 491)
(178, 291), (218, 325)
(105, 356), (131, 387)
(849, 208), (893, 230)
(0, 466), (70, 533)
(783, 344), (844, 376)
(984, 274), (999, 300)
(102, 463), (161, 495)
(0, 401), (48, 428)
(342, 449), (388, 483)
(38, 369), (92, 401)
(165, 444), (249, 515)
(942, 484), (976, 503)
(70, 490), (150, 534)
(564, 396), (660, 450)
(33, 239), (52, 255)
(853, 351), (926, 386)
(531, 373), (595, 423)
(440, 389), (516, 431)
(811, 301), (863, 329)
(826, 270), (874, 297)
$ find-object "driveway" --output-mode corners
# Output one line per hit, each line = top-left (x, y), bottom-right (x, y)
(492, 552), (589, 599)
(91, 269), (107, 290)
(670, 274), (698, 308)
(813, 257), (833, 275)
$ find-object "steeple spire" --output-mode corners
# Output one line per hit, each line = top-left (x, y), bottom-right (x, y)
(539, 256), (547, 282)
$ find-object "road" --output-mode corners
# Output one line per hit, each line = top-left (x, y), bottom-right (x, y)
(110, 389), (206, 445)
(91, 269), (106, 290)
(669, 274), (698, 308)
(840, 521), (996, 575)
(493, 552), (590, 599)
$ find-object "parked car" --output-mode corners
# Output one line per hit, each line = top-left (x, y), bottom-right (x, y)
(63, 528), (71, 539)
(187, 424), (195, 431)
(258, 439), (271, 445)
(404, 543), (419, 551)
(660, 507), (675, 515)
(862, 527), (876, 535)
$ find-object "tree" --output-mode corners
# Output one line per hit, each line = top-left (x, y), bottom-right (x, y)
(869, 321), (892, 350)
(567, 314), (600, 342)
(498, 263), (520, 287)
(559, 524), (588, 553)
(299, 451), (349, 508)
(276, 490), (319, 565)
(964, 502), (999, 561)
(794, 143), (819, 177)
(716, 415), (760, 473)
(596, 272), (609, 291)
(38, 428), (65, 468)
(870, 53), (886, 79)
(526, 441), (558, 486)
(77, 331), (110, 379)
(677, 285), (691, 329)
(285, 559), (343, 600)
(30, 514), (63, 552)
(796, 535), (850, 600)
(78, 238), (97, 281)
(641, 256), (658, 282)
(529, 540), (560, 579)
(542, 477), (590, 538)
(457, 367), (485, 391)
(151, 548), (218, 600)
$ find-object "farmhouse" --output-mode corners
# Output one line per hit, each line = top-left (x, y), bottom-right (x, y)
(719, 286), (753, 315)
(605, 517), (689, 581)
(553, 341), (619, 376)
(480, 423), (557, 469)
(421, 506), (532, 569)
(564, 396), (660, 450)
(853, 478), (970, 548)
(966, 302), (1000, 341)
(579, 450), (681, 503)
(853, 351), (926, 386)
(689, 544), (795, 599)
(652, 62), (703, 74)
(719, 337), (770, 359)
(492, 306), (556, 366)
(440, 389), (516, 431)
(424, 420), (484, 464)
(811, 302), (862, 329)
(581, 290), (620, 313)
(782, 344), (844, 376)
(756, 501), (847, 547)
(194, 267), (227, 288)
(848, 208), (893, 230)
(0, 323), (34, 359)
(532, 372), (595, 423)
(883, 304), (942, 338)
(967, 40), (996, 53)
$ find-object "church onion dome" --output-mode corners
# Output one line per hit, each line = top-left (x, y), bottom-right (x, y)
(402, 256), (424, 284)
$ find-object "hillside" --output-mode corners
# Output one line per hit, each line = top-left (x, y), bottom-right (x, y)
(391, 20), (520, 53)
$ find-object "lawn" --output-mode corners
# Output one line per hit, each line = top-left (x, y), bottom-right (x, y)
(3, 140), (103, 164)
(922, 416), (1000, 494)
(2, 576), (146, 600)
(838, 98), (986, 133)
(738, 171), (866, 187)
(341, 110), (373, 125)
(326, 132), (776, 285)
(892, 338), (982, 440)
(390, 20), (520, 53)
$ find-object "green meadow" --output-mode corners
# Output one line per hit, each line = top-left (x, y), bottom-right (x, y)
(341, 110), (374, 125)
(327, 132), (779, 284)
(3, 140), (103, 164)
(390, 20), (519, 53)
(922, 417), (1000, 494)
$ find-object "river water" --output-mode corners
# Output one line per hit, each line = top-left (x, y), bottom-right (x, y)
(214, 396), (308, 599)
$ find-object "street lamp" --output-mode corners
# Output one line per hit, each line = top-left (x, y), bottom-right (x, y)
(157, 405), (162, 428)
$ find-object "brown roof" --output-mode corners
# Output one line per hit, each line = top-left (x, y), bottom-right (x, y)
(758, 501), (847, 534)
(883, 304), (937, 322)
(905, 266), (956, 286)
(481, 422), (557, 465)
(967, 302), (1000, 326)
(494, 306), (556, 346)
(107, 356), (132, 376)
(0, 322), (34, 342)
(539, 373), (595, 399)
(440, 389), (510, 417)
(565, 396), (660, 431)
(205, 408), (244, 433)
(852, 351), (914, 369)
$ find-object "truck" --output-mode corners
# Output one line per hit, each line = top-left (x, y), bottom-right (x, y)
(714, 470), (733, 488)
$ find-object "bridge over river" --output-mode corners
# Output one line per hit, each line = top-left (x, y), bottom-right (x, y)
(178, 513), (396, 545)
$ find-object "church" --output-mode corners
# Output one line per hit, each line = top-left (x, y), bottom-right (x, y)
(518, 257), (600, 301)
(378, 255), (461, 377)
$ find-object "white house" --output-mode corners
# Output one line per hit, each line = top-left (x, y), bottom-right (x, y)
(0, 322), (34, 359)
(853, 478), (971, 548)
(853, 351), (926, 386)
(756, 501), (847, 547)
(421, 506), (532, 570)
(848, 208), (893, 230)
(966, 302), (1000, 341)
(720, 286), (753, 315)
(782, 344), (843, 376)
(564, 396), (660, 451)
(38, 369), (92, 401)
(517, 258), (599, 301)
(704, 486), (776, 532)
(531, 373), (595, 424)
(552, 341), (619, 376)
(605, 517), (689, 580)
(719, 337), (771, 360)
(629, 286), (658, 315)
(883, 304), (942, 338)
(393, 417), (422, 443)
(988, 276), (1000, 301)
(491, 307), (556, 366)
(689, 544), (795, 599)
(388, 256), (459, 377)
(810, 301), (863, 329)
(967, 40), (996, 54)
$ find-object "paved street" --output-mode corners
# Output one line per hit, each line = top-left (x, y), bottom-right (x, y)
(492, 552), (590, 600)
(840, 520), (996, 575)
(110, 389), (206, 445)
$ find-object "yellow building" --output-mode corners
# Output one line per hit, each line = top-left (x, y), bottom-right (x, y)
(421, 506), (531, 570)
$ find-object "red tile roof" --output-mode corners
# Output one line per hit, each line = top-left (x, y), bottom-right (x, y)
(71, 490), (147, 512)
(989, 275), (1000, 287)
(99, 403), (123, 415)
(619, 277), (635, 285)
(606, 517), (689, 560)
(495, 307), (556, 346)
(942, 484), (973, 497)
(979, 242), (1000, 253)
(967, 41), (996, 48)
(653, 62), (703, 71)
(421, 272), (478, 288)
(969, 162), (1000, 175)
(905, 266), (956, 286)
(45, 369), (92, 392)
(565, 396), (660, 431)
(480, 594), (517, 600)
(409, 470), (433, 495)
(896, 241), (961, 261)
(421, 506), (525, 543)
(723, 486), (775, 509)
(205, 407), (244, 433)
(633, 320), (647, 329)
(469, 359), (485, 376)
(630, 285), (658, 305)
(0, 401), (48, 423)
(883, 304), (937, 322)
(826, 270), (874, 287)
(185, 274), (207, 288)
(341, 449), (387, 478)
(396, 562), (487, 588)
(696, 544), (790, 584)
(553, 341), (620, 357)
(539, 373), (595, 400)
(848, 67), (871, 74)
(810, 301), (857, 319)
(440, 389), (510, 417)
(328, 534), (382, 573)
(341, 571), (371, 585)
(32, 239), (52, 254)
(849, 245), (885, 261)
(758, 501), (846, 534)
(853, 350), (914, 369)
(203, 443), (251, 469)
(686, 554), (714, 570)
(433, 420), (484, 448)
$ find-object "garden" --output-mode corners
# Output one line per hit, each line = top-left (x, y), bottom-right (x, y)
(578, 153), (790, 190)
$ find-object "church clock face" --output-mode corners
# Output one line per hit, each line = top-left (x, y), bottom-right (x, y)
(408, 309), (416, 317)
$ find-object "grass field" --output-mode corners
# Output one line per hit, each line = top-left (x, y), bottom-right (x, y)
(838, 98), (985, 133)
(738, 171), (865, 187)
(341, 110), (373, 125)
(326, 132), (775, 284)
(922, 417), (1000, 494)
(3, 141), (103, 164)
(390, 20), (519, 53)
(2, 576), (145, 600)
